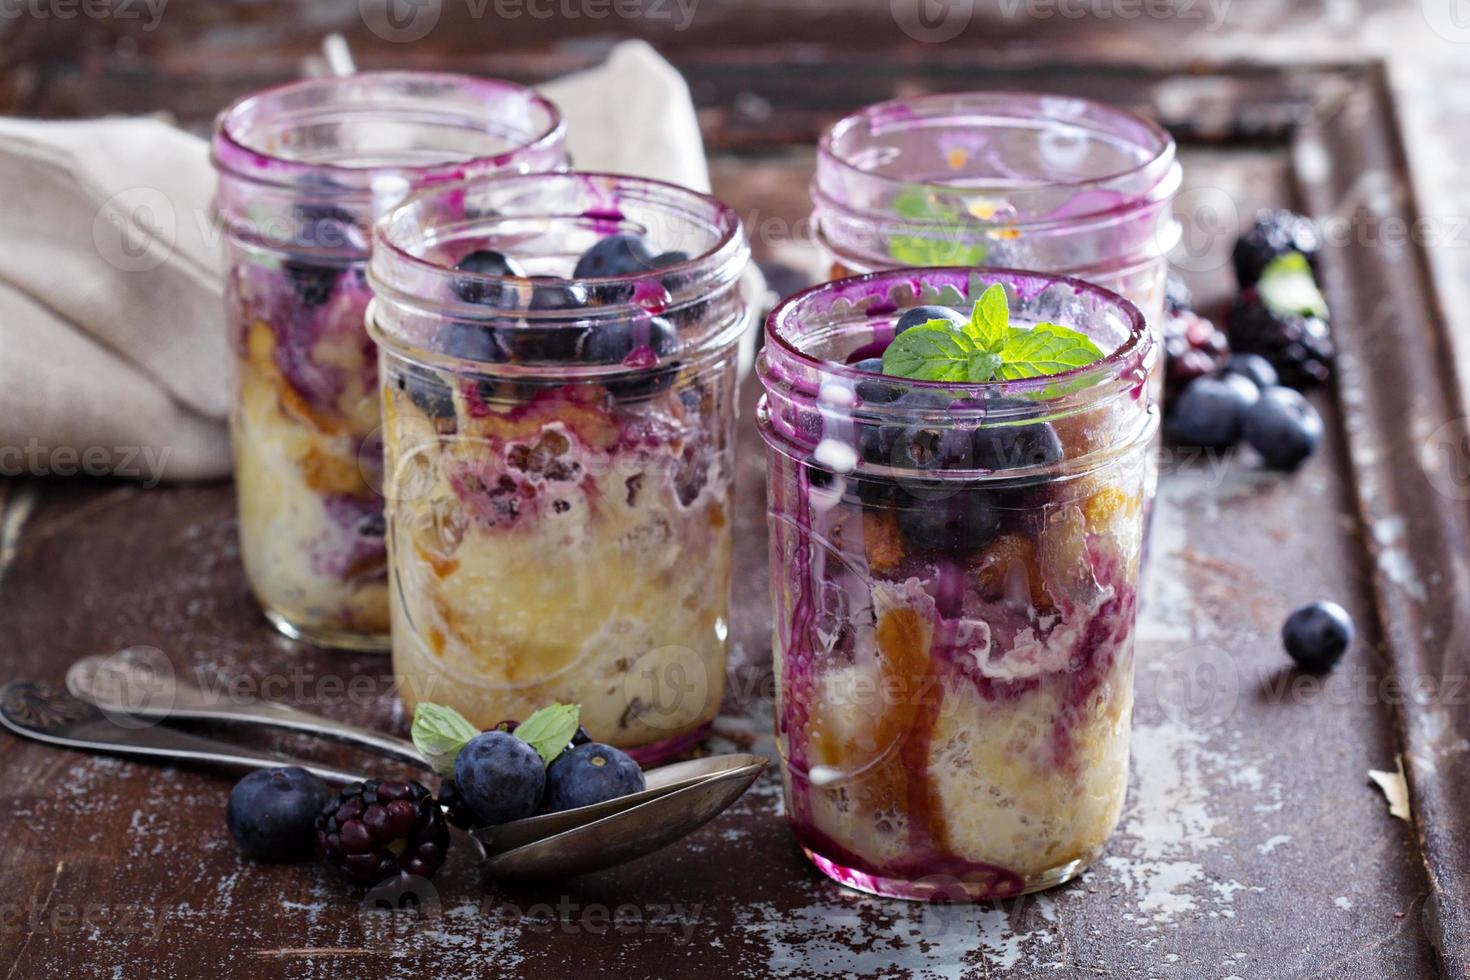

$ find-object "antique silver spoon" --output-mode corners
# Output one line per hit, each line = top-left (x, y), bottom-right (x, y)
(53, 654), (769, 875)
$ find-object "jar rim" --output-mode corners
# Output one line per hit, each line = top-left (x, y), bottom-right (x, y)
(369, 169), (748, 325)
(763, 266), (1150, 409)
(816, 91), (1176, 224)
(212, 71), (566, 194)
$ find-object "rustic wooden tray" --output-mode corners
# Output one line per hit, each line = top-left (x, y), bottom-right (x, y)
(0, 56), (1460, 978)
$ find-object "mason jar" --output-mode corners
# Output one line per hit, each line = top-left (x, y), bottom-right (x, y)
(758, 266), (1157, 900)
(812, 92), (1181, 330)
(369, 171), (751, 764)
(212, 72), (566, 650)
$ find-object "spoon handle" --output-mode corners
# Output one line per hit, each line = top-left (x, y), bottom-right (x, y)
(66, 653), (426, 768)
(1, 682), (369, 785)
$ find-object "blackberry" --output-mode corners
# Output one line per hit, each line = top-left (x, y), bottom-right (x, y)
(316, 779), (449, 884)
(1226, 290), (1332, 388)
(1162, 309), (1230, 402)
(1233, 209), (1321, 288)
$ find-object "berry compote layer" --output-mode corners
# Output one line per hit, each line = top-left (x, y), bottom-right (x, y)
(228, 234), (390, 644)
(371, 173), (750, 761)
(758, 269), (1156, 900)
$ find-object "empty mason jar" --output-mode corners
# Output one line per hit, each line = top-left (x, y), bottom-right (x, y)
(369, 172), (751, 763)
(212, 73), (566, 650)
(758, 266), (1157, 900)
(812, 93), (1181, 329)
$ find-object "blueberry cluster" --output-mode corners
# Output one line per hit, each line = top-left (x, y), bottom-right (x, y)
(807, 305), (1067, 559)
(1167, 353), (1324, 470)
(444, 723), (643, 829)
(401, 232), (689, 420)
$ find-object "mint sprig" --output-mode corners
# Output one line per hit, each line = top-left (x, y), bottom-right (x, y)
(880, 284), (1105, 384)
(1258, 251), (1328, 318)
(411, 702), (479, 777)
(888, 186), (989, 267)
(513, 703), (582, 766)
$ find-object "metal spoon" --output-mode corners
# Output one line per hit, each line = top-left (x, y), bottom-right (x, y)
(65, 651), (422, 765)
(59, 656), (771, 875)
(484, 760), (765, 878)
(0, 681), (368, 784)
(65, 652), (764, 845)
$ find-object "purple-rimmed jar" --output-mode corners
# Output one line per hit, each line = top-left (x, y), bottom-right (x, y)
(368, 172), (750, 763)
(211, 72), (566, 651)
(757, 267), (1157, 900)
(812, 93), (1181, 330)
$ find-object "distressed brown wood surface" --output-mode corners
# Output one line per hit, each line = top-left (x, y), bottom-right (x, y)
(2, 7), (1466, 978)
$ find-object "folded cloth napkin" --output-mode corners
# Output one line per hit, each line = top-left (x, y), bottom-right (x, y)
(0, 40), (736, 484)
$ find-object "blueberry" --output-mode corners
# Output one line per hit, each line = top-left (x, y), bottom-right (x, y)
(453, 731), (545, 825)
(580, 315), (678, 363)
(1281, 600), (1353, 672)
(281, 261), (341, 308)
(527, 275), (589, 312)
(398, 371), (456, 421)
(440, 322), (503, 363)
(543, 742), (645, 813)
(853, 357), (904, 405)
(973, 421), (1064, 472)
(896, 305), (966, 335)
(294, 203), (360, 250)
(860, 391), (953, 466)
(1166, 376), (1253, 450)
(1220, 371), (1261, 406)
(452, 249), (526, 304)
(895, 490), (1001, 554)
(895, 423), (971, 472)
(649, 250), (689, 268)
(648, 250), (692, 291)
(226, 766), (330, 862)
(1221, 353), (1279, 390)
(580, 316), (680, 398)
(805, 454), (837, 490)
(1244, 386), (1323, 470)
(569, 725), (593, 746)
(573, 234), (656, 278)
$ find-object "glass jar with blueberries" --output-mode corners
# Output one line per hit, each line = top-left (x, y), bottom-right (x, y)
(757, 267), (1157, 900)
(369, 171), (751, 764)
(811, 92), (1181, 332)
(211, 73), (566, 650)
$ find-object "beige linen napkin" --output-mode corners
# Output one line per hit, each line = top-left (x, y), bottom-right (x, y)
(0, 40), (739, 484)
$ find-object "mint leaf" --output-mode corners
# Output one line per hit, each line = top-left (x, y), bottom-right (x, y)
(994, 322), (1106, 380)
(1258, 251), (1328, 318)
(964, 283), (1010, 355)
(514, 703), (582, 766)
(966, 350), (1003, 383)
(882, 321), (975, 381)
(889, 186), (989, 267)
(411, 702), (479, 777)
